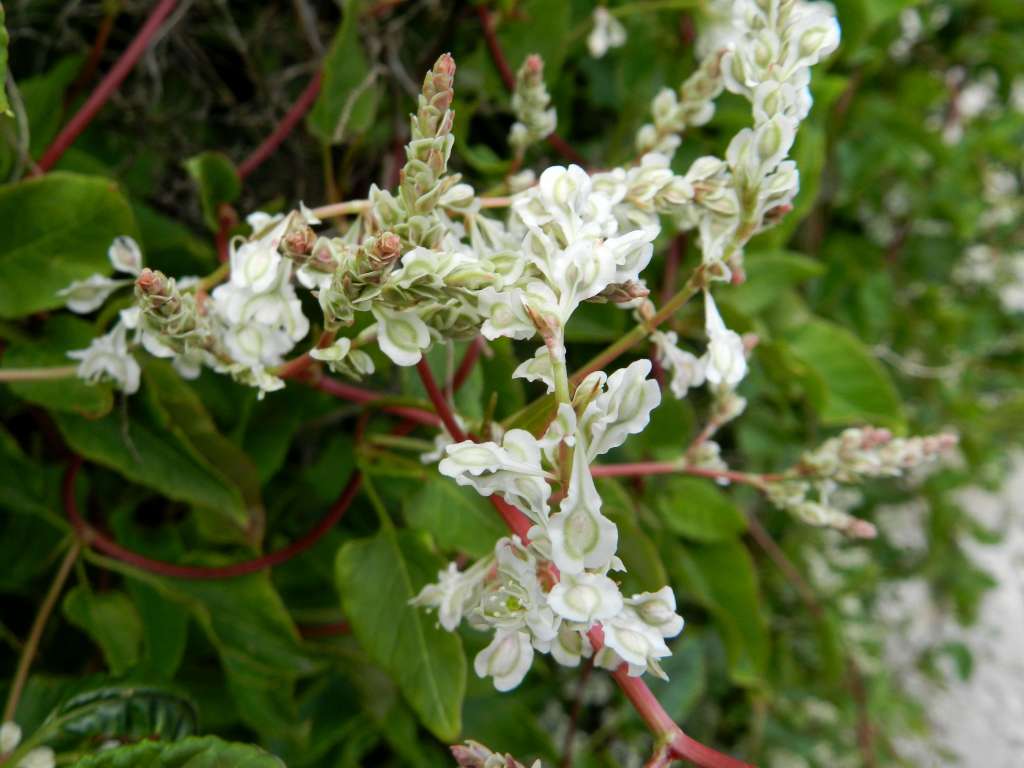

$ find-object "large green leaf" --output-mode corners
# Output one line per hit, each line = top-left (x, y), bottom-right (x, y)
(404, 477), (506, 558)
(62, 587), (143, 676)
(655, 477), (747, 543)
(53, 409), (249, 534)
(183, 152), (241, 231)
(307, 0), (378, 144)
(142, 360), (264, 542)
(1, 315), (114, 417)
(785, 318), (906, 432)
(721, 251), (825, 315)
(43, 687), (197, 749)
(0, 172), (137, 318)
(70, 735), (284, 767)
(673, 539), (768, 687)
(336, 527), (466, 741)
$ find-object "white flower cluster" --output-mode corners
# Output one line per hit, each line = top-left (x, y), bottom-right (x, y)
(0, 721), (55, 768)
(451, 740), (540, 768)
(414, 359), (685, 691)
(765, 427), (958, 536)
(61, 210), (316, 398)
(587, 7), (627, 59)
(509, 55), (557, 157)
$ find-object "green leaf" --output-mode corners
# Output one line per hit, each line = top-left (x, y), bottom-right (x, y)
(0, 5), (10, 116)
(1, 315), (113, 417)
(404, 477), (506, 558)
(43, 687), (197, 748)
(62, 587), (143, 675)
(721, 251), (825, 315)
(53, 410), (248, 534)
(0, 172), (137, 318)
(69, 735), (284, 768)
(307, 0), (378, 144)
(644, 634), (706, 722)
(336, 528), (466, 741)
(142, 360), (264, 541)
(111, 551), (314, 740)
(183, 152), (241, 231)
(673, 539), (768, 687)
(655, 477), (747, 543)
(785, 318), (906, 432)
(487, 0), (571, 87)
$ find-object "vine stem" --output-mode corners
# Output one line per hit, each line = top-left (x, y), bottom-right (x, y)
(238, 70), (323, 180)
(0, 365), (78, 382)
(588, 627), (753, 768)
(34, 0), (180, 173)
(2, 540), (81, 723)
(414, 345), (748, 768)
(474, 4), (587, 166)
(309, 195), (511, 220)
(591, 462), (781, 488)
(64, 458), (363, 580)
(570, 266), (705, 386)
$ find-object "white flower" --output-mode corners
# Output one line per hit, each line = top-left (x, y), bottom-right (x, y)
(310, 337), (375, 378)
(229, 217), (290, 293)
(587, 7), (627, 59)
(625, 586), (685, 638)
(1, 721), (21, 754)
(371, 305), (431, 366)
(475, 629), (535, 692)
(549, 624), (593, 668)
(599, 609), (672, 679)
(579, 359), (661, 459)
(58, 274), (131, 314)
(411, 560), (490, 632)
(548, 441), (618, 574)
(222, 321), (294, 368)
(702, 292), (747, 388)
(108, 236), (143, 276)
(479, 287), (536, 341)
(17, 747), (55, 768)
(512, 346), (555, 393)
(651, 330), (706, 398)
(439, 431), (551, 523)
(548, 571), (624, 624)
(67, 322), (140, 394)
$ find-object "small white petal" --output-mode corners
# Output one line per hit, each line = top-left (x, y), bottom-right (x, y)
(548, 571), (623, 624)
(108, 236), (143, 276)
(474, 629), (534, 691)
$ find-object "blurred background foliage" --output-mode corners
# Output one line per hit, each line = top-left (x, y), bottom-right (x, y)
(1, 1), (1023, 766)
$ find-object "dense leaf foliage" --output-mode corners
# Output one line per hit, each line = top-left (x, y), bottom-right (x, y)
(1, 2), (1022, 767)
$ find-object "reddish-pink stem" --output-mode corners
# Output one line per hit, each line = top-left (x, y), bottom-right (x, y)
(315, 376), (441, 428)
(450, 337), (485, 393)
(65, 457), (363, 580)
(35, 0), (180, 173)
(416, 358), (466, 440)
(586, 627), (752, 768)
(591, 462), (780, 488)
(474, 4), (586, 166)
(238, 70), (323, 180)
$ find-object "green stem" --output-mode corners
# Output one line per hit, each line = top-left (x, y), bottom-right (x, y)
(2, 540), (81, 724)
(0, 365), (78, 383)
(570, 265), (705, 386)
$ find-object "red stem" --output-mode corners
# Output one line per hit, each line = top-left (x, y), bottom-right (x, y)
(416, 358), (466, 440)
(65, 457), (363, 580)
(591, 462), (780, 487)
(450, 337), (485, 393)
(238, 70), (324, 180)
(587, 626), (752, 768)
(35, 0), (181, 173)
(474, 4), (585, 167)
(315, 375), (441, 428)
